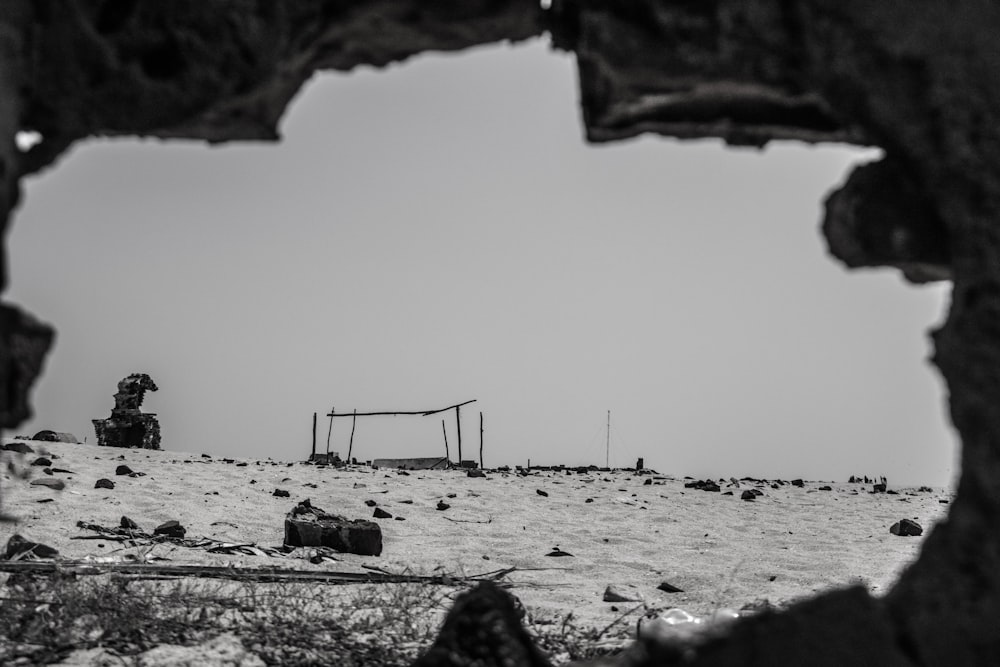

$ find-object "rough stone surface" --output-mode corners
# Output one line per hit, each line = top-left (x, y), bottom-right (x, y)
(2, 2), (1000, 665)
(890, 519), (923, 537)
(93, 373), (161, 449)
(412, 581), (552, 667)
(284, 499), (382, 556)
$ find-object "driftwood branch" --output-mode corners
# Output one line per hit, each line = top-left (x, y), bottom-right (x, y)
(326, 399), (476, 418)
(0, 560), (515, 585)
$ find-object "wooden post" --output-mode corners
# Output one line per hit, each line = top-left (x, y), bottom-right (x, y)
(311, 412), (317, 460)
(347, 410), (357, 463)
(325, 406), (334, 456)
(456, 405), (463, 463)
(479, 411), (484, 469)
(442, 419), (450, 462)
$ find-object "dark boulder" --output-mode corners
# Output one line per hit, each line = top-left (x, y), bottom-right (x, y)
(154, 520), (186, 538)
(791, 479), (804, 487)
(94, 478), (115, 489)
(273, 488), (290, 498)
(3, 442), (34, 454)
(30, 457), (51, 466)
(373, 507), (392, 519)
(115, 464), (133, 476)
(284, 499), (382, 556)
(890, 519), (923, 537)
(741, 490), (757, 501)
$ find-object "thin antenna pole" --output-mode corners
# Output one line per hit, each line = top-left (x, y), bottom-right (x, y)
(606, 410), (610, 469)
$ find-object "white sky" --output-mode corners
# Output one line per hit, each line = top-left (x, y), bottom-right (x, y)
(7, 40), (956, 486)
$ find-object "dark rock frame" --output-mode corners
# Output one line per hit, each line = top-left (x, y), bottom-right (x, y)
(1, 2), (998, 665)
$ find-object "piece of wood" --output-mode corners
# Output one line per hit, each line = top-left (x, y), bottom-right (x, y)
(347, 409), (357, 463)
(442, 419), (450, 461)
(456, 404), (463, 463)
(325, 406), (334, 456)
(0, 560), (515, 586)
(326, 399), (476, 418)
(311, 412), (317, 459)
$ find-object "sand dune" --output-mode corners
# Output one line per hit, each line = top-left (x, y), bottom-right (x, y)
(0, 438), (952, 634)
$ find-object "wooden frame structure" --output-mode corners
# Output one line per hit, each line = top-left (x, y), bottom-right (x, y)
(315, 400), (478, 465)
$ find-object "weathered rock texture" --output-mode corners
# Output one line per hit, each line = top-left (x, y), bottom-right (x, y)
(2, 1), (1000, 666)
(284, 499), (383, 556)
(92, 373), (161, 449)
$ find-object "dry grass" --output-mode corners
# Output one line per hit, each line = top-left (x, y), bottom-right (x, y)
(0, 571), (633, 665)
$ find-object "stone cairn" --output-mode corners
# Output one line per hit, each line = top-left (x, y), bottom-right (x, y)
(92, 373), (161, 449)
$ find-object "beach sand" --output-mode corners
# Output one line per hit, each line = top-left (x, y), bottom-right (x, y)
(0, 438), (952, 646)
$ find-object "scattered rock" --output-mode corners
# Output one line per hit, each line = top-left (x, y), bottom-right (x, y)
(121, 516), (140, 531)
(373, 507), (392, 519)
(273, 489), (290, 498)
(873, 483), (887, 493)
(818, 485), (833, 491)
(154, 520), (186, 538)
(741, 490), (757, 501)
(2, 442), (33, 454)
(890, 518), (923, 536)
(658, 581), (684, 593)
(603, 584), (642, 602)
(365, 499), (377, 507)
(437, 500), (451, 511)
(467, 469), (486, 478)
(545, 547), (573, 557)
(791, 479), (804, 487)
(644, 478), (652, 485)
(115, 464), (133, 476)
(31, 478), (65, 490)
(284, 499), (382, 556)
(3, 534), (59, 560)
(536, 489), (549, 497)
(585, 498), (594, 503)
(94, 478), (115, 490)
(30, 457), (51, 467)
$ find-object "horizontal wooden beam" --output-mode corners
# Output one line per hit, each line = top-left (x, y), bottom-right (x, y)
(326, 399), (476, 418)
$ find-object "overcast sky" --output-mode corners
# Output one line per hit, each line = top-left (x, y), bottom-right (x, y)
(7, 39), (955, 486)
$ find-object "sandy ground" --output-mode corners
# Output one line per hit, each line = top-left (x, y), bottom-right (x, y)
(0, 438), (953, 637)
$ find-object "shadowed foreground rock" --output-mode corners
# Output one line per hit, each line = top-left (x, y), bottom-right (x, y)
(412, 582), (552, 667)
(3, 1), (1000, 665)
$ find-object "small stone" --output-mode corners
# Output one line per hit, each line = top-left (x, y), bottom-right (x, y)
(373, 507), (392, 519)
(644, 478), (652, 485)
(873, 483), (887, 493)
(120, 516), (140, 530)
(236, 462), (248, 467)
(741, 490), (756, 501)
(657, 581), (684, 593)
(791, 479), (804, 487)
(115, 464), (133, 476)
(365, 499), (377, 507)
(467, 469), (486, 478)
(31, 457), (52, 467)
(394, 516), (406, 521)
(447, 493), (457, 498)
(818, 485), (833, 491)
(3, 534), (59, 560)
(273, 489), (290, 498)
(436, 500), (451, 511)
(536, 489), (549, 497)
(585, 498), (594, 503)
(603, 584), (641, 602)
(545, 547), (573, 557)
(94, 478), (115, 490)
(154, 520), (186, 538)
(890, 518), (923, 536)
(31, 478), (65, 490)
(2, 442), (33, 454)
